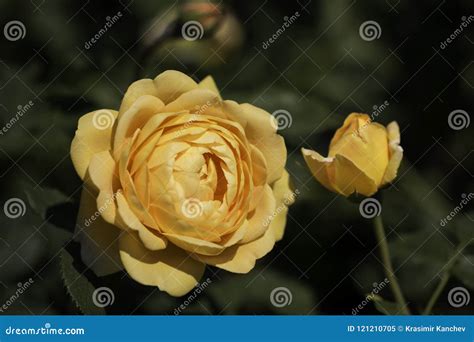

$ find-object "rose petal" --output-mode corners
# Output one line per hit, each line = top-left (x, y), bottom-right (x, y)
(116, 192), (167, 251)
(301, 148), (337, 194)
(238, 103), (286, 183)
(382, 121), (403, 185)
(329, 114), (389, 187)
(114, 95), (165, 157)
(88, 151), (119, 224)
(198, 75), (222, 100)
(241, 184), (276, 243)
(164, 89), (220, 113)
(119, 79), (160, 113)
(333, 154), (378, 196)
(269, 169), (294, 241)
(70, 110), (117, 180)
(119, 232), (205, 297)
(163, 233), (225, 256)
(154, 70), (198, 104)
(192, 221), (277, 274)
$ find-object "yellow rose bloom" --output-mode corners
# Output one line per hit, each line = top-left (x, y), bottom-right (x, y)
(70, 70), (293, 296)
(302, 113), (403, 197)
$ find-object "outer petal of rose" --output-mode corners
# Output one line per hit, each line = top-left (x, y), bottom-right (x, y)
(382, 121), (403, 185)
(70, 110), (117, 180)
(119, 79), (160, 113)
(88, 151), (119, 224)
(116, 192), (167, 251)
(192, 222), (277, 273)
(163, 233), (225, 256)
(270, 169), (294, 241)
(238, 103), (286, 184)
(301, 148), (338, 194)
(164, 89), (220, 113)
(241, 184), (276, 243)
(119, 232), (205, 297)
(198, 75), (222, 100)
(333, 154), (378, 197)
(113, 95), (165, 156)
(74, 185), (123, 276)
(153, 70), (198, 104)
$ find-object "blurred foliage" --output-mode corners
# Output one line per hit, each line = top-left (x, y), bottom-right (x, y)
(0, 0), (473, 315)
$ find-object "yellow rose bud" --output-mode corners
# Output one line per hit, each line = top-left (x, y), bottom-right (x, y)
(70, 70), (293, 296)
(302, 113), (403, 197)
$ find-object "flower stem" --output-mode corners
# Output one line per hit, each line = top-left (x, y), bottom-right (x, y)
(373, 214), (411, 315)
(422, 240), (469, 315)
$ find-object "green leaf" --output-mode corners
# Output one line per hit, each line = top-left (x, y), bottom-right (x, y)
(372, 295), (404, 315)
(60, 244), (105, 315)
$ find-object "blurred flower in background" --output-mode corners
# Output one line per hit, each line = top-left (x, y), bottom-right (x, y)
(140, 0), (244, 73)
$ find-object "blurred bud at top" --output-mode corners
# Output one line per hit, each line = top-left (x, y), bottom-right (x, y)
(141, 0), (244, 72)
